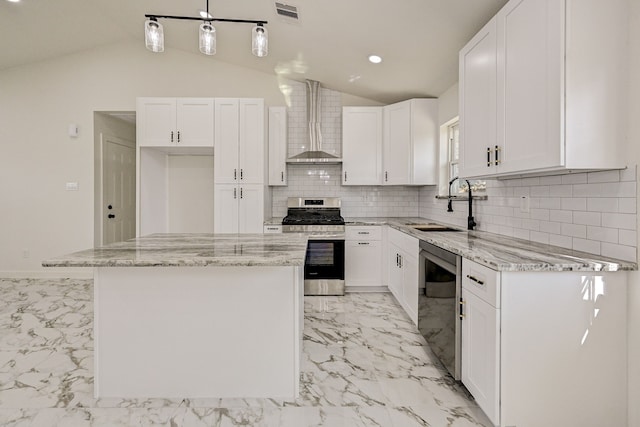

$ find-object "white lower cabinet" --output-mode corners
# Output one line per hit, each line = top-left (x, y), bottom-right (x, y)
(386, 227), (419, 324)
(345, 226), (383, 288)
(460, 258), (628, 427)
(461, 259), (500, 426)
(214, 184), (264, 233)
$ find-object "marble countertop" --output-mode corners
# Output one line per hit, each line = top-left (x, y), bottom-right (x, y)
(42, 233), (309, 268)
(345, 217), (637, 272)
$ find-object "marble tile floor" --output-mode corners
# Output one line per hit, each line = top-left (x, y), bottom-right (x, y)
(0, 278), (492, 427)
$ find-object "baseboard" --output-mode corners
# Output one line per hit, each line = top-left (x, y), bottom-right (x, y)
(345, 286), (390, 293)
(0, 269), (93, 279)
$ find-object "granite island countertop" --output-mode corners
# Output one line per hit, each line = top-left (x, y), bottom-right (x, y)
(42, 233), (309, 268)
(345, 217), (637, 272)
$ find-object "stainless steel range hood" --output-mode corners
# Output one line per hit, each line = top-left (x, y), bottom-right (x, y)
(287, 80), (342, 164)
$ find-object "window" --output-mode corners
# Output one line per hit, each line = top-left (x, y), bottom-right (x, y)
(448, 121), (460, 194)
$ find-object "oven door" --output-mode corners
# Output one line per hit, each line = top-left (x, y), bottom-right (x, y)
(304, 239), (345, 295)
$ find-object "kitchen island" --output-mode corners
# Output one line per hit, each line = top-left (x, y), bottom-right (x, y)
(43, 233), (308, 399)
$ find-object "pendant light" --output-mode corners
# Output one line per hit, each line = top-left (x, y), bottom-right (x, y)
(251, 24), (268, 57)
(199, 22), (216, 55)
(144, 18), (164, 53)
(144, 0), (267, 57)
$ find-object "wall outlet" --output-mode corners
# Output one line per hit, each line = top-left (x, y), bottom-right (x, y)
(520, 196), (530, 213)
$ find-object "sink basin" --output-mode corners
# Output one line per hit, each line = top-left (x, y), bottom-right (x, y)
(411, 224), (460, 232)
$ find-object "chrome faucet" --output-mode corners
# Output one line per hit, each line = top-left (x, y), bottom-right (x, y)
(446, 177), (477, 231)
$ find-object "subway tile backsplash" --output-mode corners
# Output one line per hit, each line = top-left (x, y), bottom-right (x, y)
(418, 167), (638, 262)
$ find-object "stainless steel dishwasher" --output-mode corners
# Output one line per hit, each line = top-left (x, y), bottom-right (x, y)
(418, 240), (462, 380)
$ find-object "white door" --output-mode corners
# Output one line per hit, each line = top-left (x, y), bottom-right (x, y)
(214, 99), (240, 184)
(383, 101), (411, 185)
(461, 287), (500, 426)
(103, 135), (136, 245)
(496, 0), (563, 173)
(268, 106), (287, 186)
(214, 184), (239, 233)
(238, 99), (264, 184)
(459, 17), (498, 178)
(238, 184), (264, 233)
(342, 107), (383, 185)
(137, 98), (176, 147)
(176, 98), (214, 147)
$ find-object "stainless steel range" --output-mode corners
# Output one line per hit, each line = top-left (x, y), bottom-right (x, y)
(282, 197), (345, 296)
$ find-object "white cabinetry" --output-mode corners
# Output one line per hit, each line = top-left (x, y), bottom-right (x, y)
(383, 99), (438, 186)
(342, 107), (383, 185)
(213, 98), (265, 233)
(345, 226), (383, 288)
(460, 257), (627, 427)
(136, 98), (215, 236)
(461, 259), (500, 426)
(214, 184), (264, 234)
(137, 98), (214, 148)
(268, 107), (288, 186)
(214, 98), (264, 184)
(459, 0), (627, 178)
(386, 227), (419, 324)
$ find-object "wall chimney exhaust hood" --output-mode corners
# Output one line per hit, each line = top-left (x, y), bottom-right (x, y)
(287, 80), (342, 164)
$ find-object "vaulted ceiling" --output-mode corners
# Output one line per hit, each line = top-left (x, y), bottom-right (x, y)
(0, 0), (508, 103)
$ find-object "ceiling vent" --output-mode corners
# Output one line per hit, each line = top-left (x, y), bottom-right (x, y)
(275, 2), (300, 21)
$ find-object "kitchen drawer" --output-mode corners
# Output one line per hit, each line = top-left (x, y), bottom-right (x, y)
(263, 225), (282, 233)
(346, 226), (382, 241)
(462, 259), (500, 308)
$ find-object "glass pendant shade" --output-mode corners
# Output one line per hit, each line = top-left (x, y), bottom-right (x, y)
(251, 25), (268, 57)
(199, 23), (216, 55)
(144, 19), (164, 53)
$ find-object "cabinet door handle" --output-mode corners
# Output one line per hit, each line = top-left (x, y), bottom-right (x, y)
(358, 242), (370, 245)
(495, 145), (501, 165)
(171, 131), (174, 143)
(177, 131), (181, 143)
(281, 171), (284, 182)
(240, 187), (243, 199)
(266, 227), (279, 231)
(234, 169), (237, 180)
(233, 188), (237, 199)
(385, 171), (388, 182)
(240, 169), (244, 180)
(396, 253), (399, 267)
(344, 171), (347, 182)
(459, 297), (465, 319)
(399, 254), (402, 268)
(466, 274), (485, 285)
(486, 147), (491, 167)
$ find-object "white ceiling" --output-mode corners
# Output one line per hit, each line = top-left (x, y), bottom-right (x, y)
(0, 0), (508, 103)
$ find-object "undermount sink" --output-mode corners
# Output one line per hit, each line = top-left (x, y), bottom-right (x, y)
(411, 224), (460, 232)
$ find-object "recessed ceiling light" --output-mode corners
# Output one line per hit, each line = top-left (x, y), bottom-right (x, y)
(368, 55), (382, 64)
(7, 0), (21, 3)
(199, 10), (213, 19)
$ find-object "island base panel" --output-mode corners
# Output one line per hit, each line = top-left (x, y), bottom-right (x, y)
(94, 266), (303, 398)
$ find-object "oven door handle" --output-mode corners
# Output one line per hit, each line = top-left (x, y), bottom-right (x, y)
(420, 250), (457, 275)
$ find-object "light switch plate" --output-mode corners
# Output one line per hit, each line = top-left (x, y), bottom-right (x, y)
(65, 182), (79, 191)
(520, 196), (530, 213)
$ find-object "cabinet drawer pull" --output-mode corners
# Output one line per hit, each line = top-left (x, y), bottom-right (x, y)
(486, 147), (491, 167)
(459, 297), (465, 319)
(385, 171), (388, 182)
(357, 231), (369, 235)
(344, 171), (347, 182)
(233, 188), (237, 199)
(171, 131), (174, 143)
(358, 242), (370, 245)
(495, 145), (500, 166)
(177, 131), (181, 143)
(281, 171), (284, 182)
(234, 169), (237, 180)
(466, 274), (485, 285)
(240, 187), (243, 199)
(240, 169), (244, 180)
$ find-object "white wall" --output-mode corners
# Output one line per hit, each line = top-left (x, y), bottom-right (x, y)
(627, 0), (640, 424)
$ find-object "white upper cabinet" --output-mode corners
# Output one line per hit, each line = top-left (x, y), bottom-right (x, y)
(342, 107), (383, 185)
(214, 98), (265, 184)
(268, 106), (287, 186)
(137, 98), (214, 148)
(459, 0), (628, 178)
(383, 99), (438, 186)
